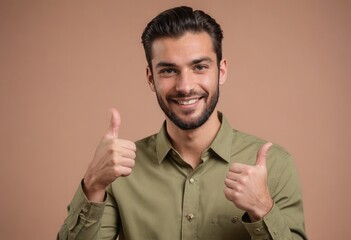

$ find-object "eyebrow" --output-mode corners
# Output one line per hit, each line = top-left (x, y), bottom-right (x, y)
(155, 62), (176, 68)
(155, 57), (213, 69)
(192, 57), (213, 65)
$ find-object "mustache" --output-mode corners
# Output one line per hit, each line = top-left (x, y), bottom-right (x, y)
(168, 90), (207, 99)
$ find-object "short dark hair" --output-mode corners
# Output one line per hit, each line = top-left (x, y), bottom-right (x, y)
(141, 6), (224, 69)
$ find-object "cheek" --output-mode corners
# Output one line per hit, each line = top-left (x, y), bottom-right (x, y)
(154, 79), (175, 94)
(199, 74), (219, 91)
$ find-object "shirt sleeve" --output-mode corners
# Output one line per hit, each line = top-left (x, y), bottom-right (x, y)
(56, 182), (118, 240)
(242, 152), (308, 240)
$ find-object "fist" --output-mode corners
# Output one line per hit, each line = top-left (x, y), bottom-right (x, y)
(224, 142), (273, 221)
(83, 108), (136, 202)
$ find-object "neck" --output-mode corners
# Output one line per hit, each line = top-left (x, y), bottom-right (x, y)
(166, 111), (221, 168)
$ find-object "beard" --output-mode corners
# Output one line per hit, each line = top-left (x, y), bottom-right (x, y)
(155, 83), (219, 130)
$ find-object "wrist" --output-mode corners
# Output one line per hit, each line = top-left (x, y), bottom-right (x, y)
(248, 198), (273, 222)
(82, 178), (106, 202)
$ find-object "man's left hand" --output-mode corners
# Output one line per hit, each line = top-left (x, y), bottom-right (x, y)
(224, 142), (273, 222)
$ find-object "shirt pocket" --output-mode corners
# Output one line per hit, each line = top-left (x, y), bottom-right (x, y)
(210, 214), (250, 239)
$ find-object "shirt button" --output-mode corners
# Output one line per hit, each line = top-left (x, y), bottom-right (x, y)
(255, 227), (261, 233)
(82, 208), (88, 214)
(231, 216), (239, 224)
(189, 178), (195, 184)
(186, 214), (195, 221)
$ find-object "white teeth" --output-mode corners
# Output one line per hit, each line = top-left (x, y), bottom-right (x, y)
(177, 99), (198, 105)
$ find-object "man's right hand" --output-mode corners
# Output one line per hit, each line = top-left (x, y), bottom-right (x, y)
(83, 108), (136, 202)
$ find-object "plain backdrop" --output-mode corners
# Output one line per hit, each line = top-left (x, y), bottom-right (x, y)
(0, 0), (350, 239)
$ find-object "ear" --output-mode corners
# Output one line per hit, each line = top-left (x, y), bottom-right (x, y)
(146, 66), (156, 92)
(218, 58), (228, 85)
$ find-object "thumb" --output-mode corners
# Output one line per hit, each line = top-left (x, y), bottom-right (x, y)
(105, 108), (121, 139)
(255, 142), (273, 167)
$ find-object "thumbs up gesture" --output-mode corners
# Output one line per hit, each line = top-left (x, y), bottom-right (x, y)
(83, 108), (136, 202)
(224, 142), (273, 222)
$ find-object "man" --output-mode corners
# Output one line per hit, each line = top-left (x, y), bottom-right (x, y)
(57, 6), (307, 240)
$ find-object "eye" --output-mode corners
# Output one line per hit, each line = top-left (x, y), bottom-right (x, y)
(194, 64), (208, 72)
(159, 68), (178, 77)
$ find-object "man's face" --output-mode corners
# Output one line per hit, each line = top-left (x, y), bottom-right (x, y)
(147, 32), (227, 130)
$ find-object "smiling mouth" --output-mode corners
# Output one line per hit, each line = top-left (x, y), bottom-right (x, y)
(176, 98), (200, 105)
(169, 92), (206, 107)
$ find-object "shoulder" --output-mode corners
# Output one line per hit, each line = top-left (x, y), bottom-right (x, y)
(135, 134), (157, 148)
(134, 134), (159, 160)
(231, 129), (292, 165)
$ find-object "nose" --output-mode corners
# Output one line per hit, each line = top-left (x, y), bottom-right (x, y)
(175, 70), (194, 93)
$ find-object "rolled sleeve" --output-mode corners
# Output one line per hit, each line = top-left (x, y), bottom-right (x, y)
(57, 182), (106, 240)
(69, 183), (106, 222)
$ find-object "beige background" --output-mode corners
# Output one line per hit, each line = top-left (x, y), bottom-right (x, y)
(0, 0), (350, 239)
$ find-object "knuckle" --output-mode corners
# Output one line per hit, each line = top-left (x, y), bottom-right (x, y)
(229, 163), (236, 171)
(125, 168), (132, 175)
(224, 188), (231, 200)
(110, 156), (120, 165)
(246, 168), (253, 175)
(113, 166), (122, 176)
(130, 159), (136, 167)
(224, 178), (230, 187)
(130, 142), (137, 150)
(111, 158), (116, 165)
(238, 176), (247, 184)
(235, 185), (243, 193)
(107, 145), (115, 154)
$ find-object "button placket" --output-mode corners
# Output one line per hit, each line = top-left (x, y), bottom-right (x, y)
(181, 175), (199, 240)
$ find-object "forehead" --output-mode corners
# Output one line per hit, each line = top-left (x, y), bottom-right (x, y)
(151, 32), (216, 65)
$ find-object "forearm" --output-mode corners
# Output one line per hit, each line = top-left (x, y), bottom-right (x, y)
(242, 203), (307, 240)
(57, 183), (106, 240)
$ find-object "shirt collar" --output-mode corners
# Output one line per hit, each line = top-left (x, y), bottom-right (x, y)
(209, 112), (232, 163)
(156, 121), (173, 164)
(155, 112), (233, 164)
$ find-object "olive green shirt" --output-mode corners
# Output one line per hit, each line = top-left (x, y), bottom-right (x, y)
(57, 113), (307, 240)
